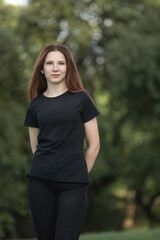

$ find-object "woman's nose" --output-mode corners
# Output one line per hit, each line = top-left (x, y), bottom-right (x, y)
(53, 64), (58, 71)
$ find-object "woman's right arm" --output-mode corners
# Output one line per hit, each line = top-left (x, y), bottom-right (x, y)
(28, 127), (40, 154)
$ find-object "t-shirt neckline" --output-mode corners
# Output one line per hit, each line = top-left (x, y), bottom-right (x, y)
(42, 90), (69, 99)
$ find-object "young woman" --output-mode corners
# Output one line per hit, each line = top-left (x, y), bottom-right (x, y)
(24, 44), (100, 240)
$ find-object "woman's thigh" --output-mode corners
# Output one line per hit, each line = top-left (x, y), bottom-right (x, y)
(55, 183), (87, 240)
(27, 176), (57, 240)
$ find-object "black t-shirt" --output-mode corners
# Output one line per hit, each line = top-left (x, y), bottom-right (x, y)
(24, 90), (100, 184)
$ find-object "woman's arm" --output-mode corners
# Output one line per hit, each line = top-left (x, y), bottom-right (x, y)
(28, 127), (40, 154)
(84, 117), (100, 173)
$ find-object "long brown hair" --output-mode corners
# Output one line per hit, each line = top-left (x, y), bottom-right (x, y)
(29, 44), (90, 100)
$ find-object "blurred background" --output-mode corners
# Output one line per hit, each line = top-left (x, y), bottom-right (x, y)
(0, 0), (160, 239)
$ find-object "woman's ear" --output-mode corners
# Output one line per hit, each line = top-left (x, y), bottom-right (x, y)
(41, 70), (44, 74)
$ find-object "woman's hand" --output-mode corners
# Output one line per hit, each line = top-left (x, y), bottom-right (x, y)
(28, 127), (40, 154)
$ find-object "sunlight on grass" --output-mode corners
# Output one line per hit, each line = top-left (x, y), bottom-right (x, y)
(79, 229), (160, 240)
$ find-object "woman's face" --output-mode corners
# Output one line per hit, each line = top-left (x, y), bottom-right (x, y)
(42, 51), (67, 84)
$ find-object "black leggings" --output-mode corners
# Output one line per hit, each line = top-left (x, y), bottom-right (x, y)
(27, 176), (87, 240)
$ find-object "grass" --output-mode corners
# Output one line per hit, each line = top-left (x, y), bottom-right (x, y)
(79, 229), (160, 240)
(13, 229), (160, 240)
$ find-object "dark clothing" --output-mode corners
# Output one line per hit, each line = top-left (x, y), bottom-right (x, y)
(27, 176), (87, 240)
(24, 90), (100, 184)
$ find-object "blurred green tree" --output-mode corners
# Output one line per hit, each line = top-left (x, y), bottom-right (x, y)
(0, 4), (35, 239)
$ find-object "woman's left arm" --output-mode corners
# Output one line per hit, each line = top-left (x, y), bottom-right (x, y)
(84, 117), (100, 173)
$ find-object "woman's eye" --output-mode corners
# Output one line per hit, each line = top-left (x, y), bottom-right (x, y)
(46, 62), (52, 65)
(59, 62), (65, 65)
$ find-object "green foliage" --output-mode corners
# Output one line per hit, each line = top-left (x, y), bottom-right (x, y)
(0, 4), (33, 239)
(103, 5), (160, 228)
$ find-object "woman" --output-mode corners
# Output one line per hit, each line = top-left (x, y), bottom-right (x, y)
(24, 43), (100, 240)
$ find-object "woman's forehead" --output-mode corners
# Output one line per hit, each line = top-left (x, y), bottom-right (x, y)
(45, 51), (66, 61)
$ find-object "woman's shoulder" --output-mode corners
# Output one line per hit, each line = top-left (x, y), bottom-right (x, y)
(70, 90), (91, 103)
(78, 90), (92, 101)
(72, 90), (90, 98)
(28, 93), (43, 107)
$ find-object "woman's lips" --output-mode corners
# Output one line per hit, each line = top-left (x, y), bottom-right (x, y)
(51, 74), (60, 77)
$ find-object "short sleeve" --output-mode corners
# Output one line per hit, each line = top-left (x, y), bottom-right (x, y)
(82, 92), (100, 123)
(24, 102), (39, 128)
